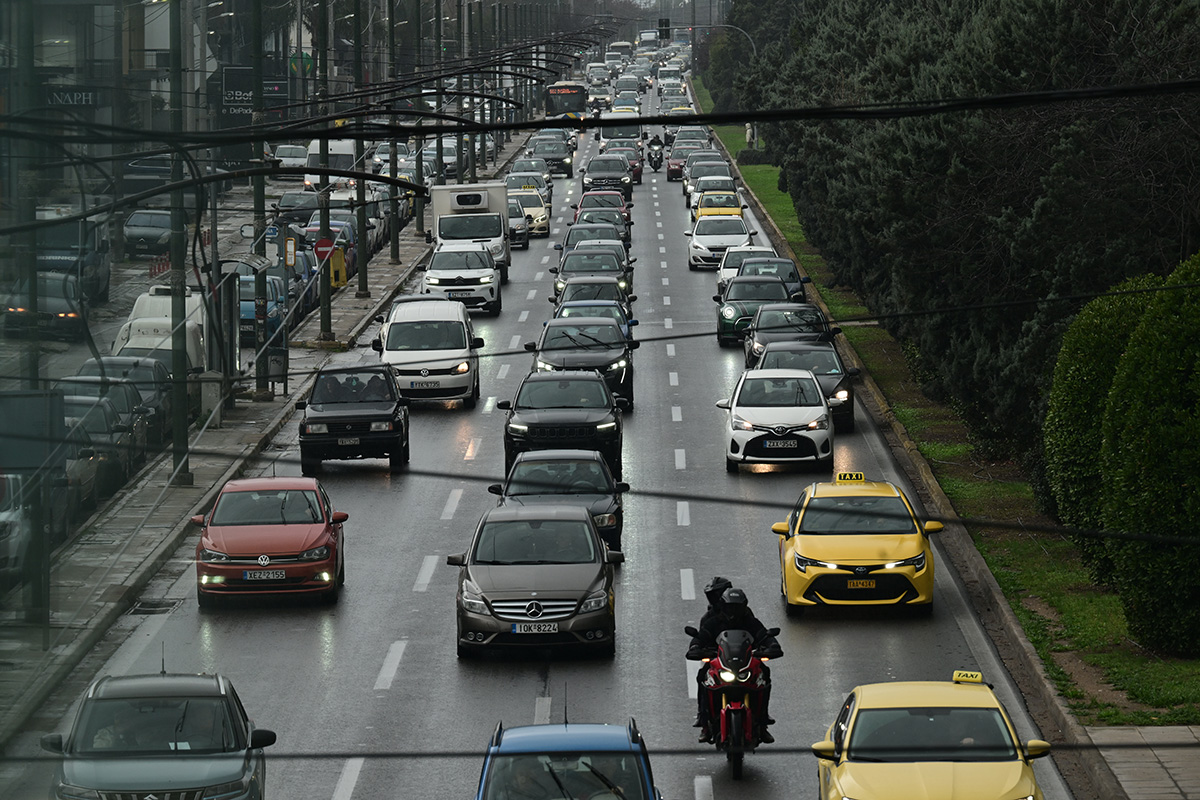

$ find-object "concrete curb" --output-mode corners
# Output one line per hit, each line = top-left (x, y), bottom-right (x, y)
(705, 109), (1128, 800)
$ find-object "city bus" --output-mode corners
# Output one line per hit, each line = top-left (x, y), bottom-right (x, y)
(608, 41), (634, 60)
(545, 81), (588, 119)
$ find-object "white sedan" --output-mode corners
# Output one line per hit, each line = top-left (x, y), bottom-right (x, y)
(716, 369), (834, 472)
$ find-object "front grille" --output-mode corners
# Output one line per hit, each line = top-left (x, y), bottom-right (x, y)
(491, 598), (578, 620)
(224, 554), (304, 564)
(742, 433), (818, 459)
(807, 573), (915, 603)
(433, 276), (486, 286)
(100, 791), (204, 800)
(528, 425), (598, 439)
(321, 420), (377, 434)
(394, 366), (460, 376)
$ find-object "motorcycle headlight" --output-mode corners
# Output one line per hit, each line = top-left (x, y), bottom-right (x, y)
(806, 415), (829, 430)
(461, 586), (489, 615)
(425, 276), (441, 285)
(592, 513), (617, 528)
(718, 668), (738, 684)
(369, 421), (393, 431)
(580, 590), (608, 613)
(452, 361), (471, 374)
(884, 552), (926, 570)
(299, 545), (330, 561)
(305, 423), (328, 434)
(200, 548), (230, 563)
(720, 305), (736, 319)
(795, 553), (837, 572)
(731, 414), (754, 431)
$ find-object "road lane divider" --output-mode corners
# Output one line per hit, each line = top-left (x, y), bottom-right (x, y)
(496, 364), (510, 380)
(677, 502), (690, 526)
(534, 696), (552, 725)
(669, 372), (679, 386)
(412, 555), (438, 592)
(440, 490), (463, 521)
(672, 406), (682, 422)
(332, 757), (365, 800)
(681, 568), (695, 600)
(373, 641), (407, 690)
(675, 449), (686, 470)
(464, 438), (480, 461)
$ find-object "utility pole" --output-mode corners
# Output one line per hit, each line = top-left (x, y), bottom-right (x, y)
(388, 0), (401, 263)
(15, 0), (38, 390)
(253, 0), (270, 395)
(317, 0), (334, 340)
(169, 0), (192, 484)
(354, 0), (371, 298)
(435, 8), (445, 186)
(414, 0), (427, 234)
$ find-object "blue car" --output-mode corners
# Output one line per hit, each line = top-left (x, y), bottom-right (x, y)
(475, 721), (664, 800)
(238, 274), (288, 345)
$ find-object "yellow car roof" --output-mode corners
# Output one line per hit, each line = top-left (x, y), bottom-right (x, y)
(855, 679), (1000, 710)
(810, 476), (903, 500)
(508, 190), (545, 205)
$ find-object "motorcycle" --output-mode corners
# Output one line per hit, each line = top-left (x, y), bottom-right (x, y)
(648, 144), (664, 171)
(685, 625), (781, 779)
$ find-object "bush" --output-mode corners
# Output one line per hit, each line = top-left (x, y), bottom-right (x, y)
(1044, 273), (1164, 580)
(736, 148), (773, 166)
(1100, 253), (1200, 656)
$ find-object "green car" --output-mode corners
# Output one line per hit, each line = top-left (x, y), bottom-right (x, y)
(713, 275), (792, 346)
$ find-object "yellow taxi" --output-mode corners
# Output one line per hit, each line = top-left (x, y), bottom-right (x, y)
(693, 191), (746, 219)
(812, 670), (1051, 800)
(770, 472), (943, 615)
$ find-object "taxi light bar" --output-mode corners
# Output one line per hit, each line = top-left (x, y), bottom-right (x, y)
(952, 669), (984, 684)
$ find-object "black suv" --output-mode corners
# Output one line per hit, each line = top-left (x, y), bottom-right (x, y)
(530, 139), (575, 177)
(524, 318), (638, 406)
(497, 370), (627, 477)
(41, 672), (276, 800)
(580, 155), (633, 200)
(297, 364), (411, 474)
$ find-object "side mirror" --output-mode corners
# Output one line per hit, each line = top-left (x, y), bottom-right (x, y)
(683, 230), (692, 237)
(471, 337), (485, 348)
(446, 553), (465, 566)
(626, 202), (634, 208)
(811, 740), (837, 760)
(628, 319), (639, 327)
(495, 399), (512, 410)
(847, 366), (861, 378)
(240, 223), (255, 238)
(771, 521), (789, 536)
(112, 423), (128, 433)
(371, 338), (383, 353)
(923, 521), (944, 535)
(40, 734), (63, 754)
(329, 511), (350, 523)
(250, 729), (277, 749)
(628, 341), (640, 350)
(523, 342), (537, 351)
(626, 295), (637, 303)
(614, 397), (630, 410)
(295, 400), (307, 410)
(570, 203), (578, 209)
(190, 514), (206, 526)
(424, 231), (433, 243)
(78, 448), (95, 458)
(713, 295), (723, 303)
(548, 267), (559, 274)
(487, 484), (503, 495)
(1024, 740), (1052, 760)
(553, 244), (563, 250)
(549, 296), (558, 303)
(615, 481), (630, 493)
(749, 230), (758, 236)
(629, 257), (638, 263)
(606, 550), (625, 564)
(715, 399), (731, 409)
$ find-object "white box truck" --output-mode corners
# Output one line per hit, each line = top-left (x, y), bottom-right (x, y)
(426, 183), (511, 283)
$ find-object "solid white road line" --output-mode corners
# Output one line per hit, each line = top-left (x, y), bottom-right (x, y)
(412, 555), (438, 592)
(440, 490), (463, 521)
(675, 449), (686, 470)
(373, 641), (407, 690)
(672, 406), (682, 422)
(518, 310), (529, 323)
(496, 364), (510, 380)
(694, 775), (713, 800)
(680, 568), (695, 600)
(464, 438), (480, 461)
(677, 501), (690, 526)
(669, 372), (679, 386)
(332, 758), (365, 800)
(534, 696), (552, 725)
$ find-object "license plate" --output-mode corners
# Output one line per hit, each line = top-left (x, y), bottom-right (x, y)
(511, 622), (558, 634)
(410, 380), (439, 389)
(847, 579), (876, 589)
(337, 437), (359, 446)
(240, 323), (253, 332)
(244, 569), (286, 580)
(763, 439), (798, 449)
(447, 291), (473, 298)
(522, 185), (537, 190)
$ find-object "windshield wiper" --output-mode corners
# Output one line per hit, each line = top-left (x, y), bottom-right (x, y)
(543, 763), (574, 799)
(172, 700), (190, 750)
(583, 763), (626, 800)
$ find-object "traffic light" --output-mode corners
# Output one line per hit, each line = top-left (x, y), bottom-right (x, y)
(658, 17), (670, 42)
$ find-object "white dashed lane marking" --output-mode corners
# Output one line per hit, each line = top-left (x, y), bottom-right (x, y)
(666, 344), (675, 357)
(509, 335), (522, 350)
(373, 641), (407, 690)
(518, 310), (529, 323)
(496, 364), (510, 380)
(672, 406), (682, 422)
(675, 449), (686, 470)
(680, 568), (695, 600)
(440, 490), (463, 521)
(669, 372), (679, 386)
(534, 696), (552, 724)
(464, 438), (480, 461)
(664, 318), (673, 329)
(412, 555), (438, 592)
(677, 502), (690, 526)
(332, 758), (365, 800)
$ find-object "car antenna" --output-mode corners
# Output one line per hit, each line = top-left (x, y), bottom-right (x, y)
(563, 682), (569, 726)
(160, 642), (166, 676)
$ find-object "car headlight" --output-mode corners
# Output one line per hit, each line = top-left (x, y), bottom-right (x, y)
(452, 361), (471, 374)
(884, 552), (926, 570)
(305, 423), (328, 434)
(795, 553), (837, 572)
(806, 415), (829, 430)
(731, 414), (754, 431)
(203, 775), (255, 800)
(592, 513), (617, 528)
(425, 276), (441, 285)
(516, 223), (527, 232)
(267, 306), (280, 318)
(369, 421), (394, 431)
(720, 306), (736, 320)
(596, 421), (618, 431)
(200, 548), (230, 563)
(621, 176), (631, 183)
(480, 273), (494, 284)
(537, 360), (556, 371)
(607, 359), (627, 371)
(563, 157), (572, 164)
(507, 422), (529, 433)
(55, 783), (100, 800)
(461, 586), (489, 615)
(751, 342), (765, 354)
(580, 590), (608, 613)
(488, 243), (503, 255)
(299, 545), (330, 561)
(157, 231), (171, 244)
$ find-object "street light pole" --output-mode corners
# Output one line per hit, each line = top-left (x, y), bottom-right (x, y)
(693, 22), (757, 147)
(354, 0), (371, 298)
(169, 0), (192, 483)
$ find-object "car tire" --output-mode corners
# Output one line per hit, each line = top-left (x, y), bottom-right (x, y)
(463, 379), (480, 410)
(337, 556), (346, 587)
(389, 446), (406, 474)
(300, 454), (320, 476)
(726, 458), (738, 474)
(500, 267), (509, 285)
(783, 598), (804, 618)
(621, 382), (634, 409)
(197, 588), (217, 611)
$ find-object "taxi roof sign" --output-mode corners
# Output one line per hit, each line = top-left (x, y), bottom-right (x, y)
(836, 472), (865, 483)
(952, 670), (984, 684)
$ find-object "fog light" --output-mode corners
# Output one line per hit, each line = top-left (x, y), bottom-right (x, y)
(318, 571), (332, 582)
(584, 630), (595, 640)
(593, 630), (607, 639)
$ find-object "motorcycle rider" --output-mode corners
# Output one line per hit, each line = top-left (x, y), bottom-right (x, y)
(688, 584), (782, 743)
(648, 133), (664, 150)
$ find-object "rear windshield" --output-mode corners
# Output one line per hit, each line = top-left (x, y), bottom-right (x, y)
(480, 753), (648, 800)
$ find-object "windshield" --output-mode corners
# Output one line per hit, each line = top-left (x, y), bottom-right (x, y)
(125, 212), (170, 229)
(439, 215), (502, 239)
(276, 145), (306, 158)
(481, 753), (647, 800)
(516, 378), (609, 409)
(533, 143), (568, 156)
(507, 175), (544, 190)
(760, 348), (842, 374)
(799, 494), (919, 535)
(847, 707), (1017, 762)
(63, 401), (110, 434)
(73, 697), (238, 756)
(736, 376), (822, 407)
(579, 195), (621, 210)
(384, 320), (467, 352)
(577, 211), (623, 228)
(305, 153), (354, 170)
(742, 261), (800, 282)
(726, 281), (787, 301)
(57, 382), (133, 414)
(699, 194), (740, 210)
(695, 218), (747, 236)
(756, 308), (823, 333)
(211, 488), (323, 525)
(600, 122), (640, 139)
(692, 163), (732, 180)
(559, 304), (624, 324)
(506, 459), (610, 495)
(567, 227), (618, 246)
(473, 520), (596, 565)
(430, 250), (493, 271)
(514, 194), (544, 210)
(544, 324), (623, 349)
(280, 192), (320, 210)
(588, 159), (625, 173)
(698, 179), (736, 193)
(311, 370), (396, 403)
(76, 363), (160, 401)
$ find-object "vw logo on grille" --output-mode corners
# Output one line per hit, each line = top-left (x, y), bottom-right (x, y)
(772, 425), (789, 436)
(526, 601), (544, 618)
(420, 368), (430, 377)
(258, 555), (271, 566)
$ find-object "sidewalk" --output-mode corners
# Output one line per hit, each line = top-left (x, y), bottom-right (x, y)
(0, 132), (528, 750)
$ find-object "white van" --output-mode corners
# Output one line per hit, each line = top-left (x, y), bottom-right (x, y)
(421, 242), (502, 315)
(304, 139), (358, 189)
(111, 285), (206, 355)
(371, 298), (484, 408)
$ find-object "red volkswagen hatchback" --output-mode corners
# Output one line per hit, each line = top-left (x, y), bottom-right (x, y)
(192, 477), (348, 608)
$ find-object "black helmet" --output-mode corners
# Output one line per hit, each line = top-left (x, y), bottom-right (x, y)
(704, 576), (733, 607)
(721, 587), (749, 620)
